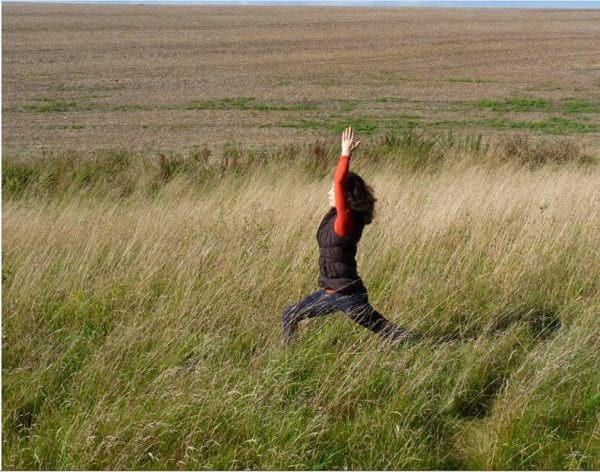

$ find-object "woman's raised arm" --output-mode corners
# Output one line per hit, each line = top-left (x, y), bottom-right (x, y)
(334, 127), (361, 236)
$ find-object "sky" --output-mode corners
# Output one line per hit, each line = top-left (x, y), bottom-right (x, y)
(3, 0), (600, 6)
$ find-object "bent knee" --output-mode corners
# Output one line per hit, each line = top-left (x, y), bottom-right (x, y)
(283, 305), (298, 321)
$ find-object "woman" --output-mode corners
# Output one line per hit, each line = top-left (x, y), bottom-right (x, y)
(282, 127), (421, 345)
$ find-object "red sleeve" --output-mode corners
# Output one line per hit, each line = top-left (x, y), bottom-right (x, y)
(333, 155), (353, 236)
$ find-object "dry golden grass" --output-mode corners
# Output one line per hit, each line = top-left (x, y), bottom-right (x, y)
(3, 149), (599, 468)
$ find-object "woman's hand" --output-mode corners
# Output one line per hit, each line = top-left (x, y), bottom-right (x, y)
(341, 126), (361, 156)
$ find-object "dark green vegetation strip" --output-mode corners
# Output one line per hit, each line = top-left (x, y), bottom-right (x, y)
(477, 96), (600, 115)
(275, 116), (420, 135)
(485, 117), (598, 134)
(2, 129), (594, 201)
(561, 98), (600, 114)
(477, 97), (551, 112)
(448, 77), (497, 83)
(183, 96), (318, 112)
(23, 99), (96, 113)
(11, 96), (319, 114)
(6, 91), (600, 141)
(433, 116), (598, 135)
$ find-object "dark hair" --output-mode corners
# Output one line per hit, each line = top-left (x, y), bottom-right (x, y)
(346, 172), (377, 224)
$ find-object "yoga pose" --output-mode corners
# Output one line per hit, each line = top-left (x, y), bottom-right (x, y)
(282, 127), (421, 345)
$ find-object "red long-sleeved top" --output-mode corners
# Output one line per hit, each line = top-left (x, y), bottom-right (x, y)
(323, 155), (353, 294)
(333, 154), (353, 237)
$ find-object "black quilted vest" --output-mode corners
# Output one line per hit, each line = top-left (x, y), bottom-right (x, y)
(316, 207), (367, 295)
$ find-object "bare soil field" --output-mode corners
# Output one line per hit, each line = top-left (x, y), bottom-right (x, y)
(3, 3), (600, 156)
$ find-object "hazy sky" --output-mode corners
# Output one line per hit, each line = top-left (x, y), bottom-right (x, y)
(4, 0), (600, 6)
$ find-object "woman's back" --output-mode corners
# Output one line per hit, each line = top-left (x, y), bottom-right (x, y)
(317, 207), (366, 294)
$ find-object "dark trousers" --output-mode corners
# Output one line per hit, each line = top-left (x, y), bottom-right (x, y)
(282, 289), (418, 344)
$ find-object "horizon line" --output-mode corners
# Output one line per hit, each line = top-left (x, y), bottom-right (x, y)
(4, 0), (600, 7)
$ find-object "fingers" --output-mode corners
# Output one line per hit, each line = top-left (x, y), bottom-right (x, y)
(343, 127), (359, 151)
(342, 126), (353, 139)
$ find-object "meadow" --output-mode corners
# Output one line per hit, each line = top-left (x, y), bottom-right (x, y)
(3, 130), (600, 469)
(2, 3), (600, 470)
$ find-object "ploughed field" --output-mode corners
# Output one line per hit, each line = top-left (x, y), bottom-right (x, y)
(2, 3), (600, 157)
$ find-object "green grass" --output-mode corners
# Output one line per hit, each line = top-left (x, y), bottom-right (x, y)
(275, 116), (420, 136)
(183, 96), (318, 112)
(333, 99), (359, 113)
(276, 118), (380, 134)
(485, 116), (598, 134)
(24, 100), (83, 113)
(2, 129), (592, 201)
(475, 96), (600, 116)
(374, 97), (408, 103)
(447, 77), (496, 83)
(447, 96), (600, 117)
(17, 97), (318, 114)
(23, 99), (152, 113)
(477, 97), (551, 112)
(112, 103), (154, 112)
(561, 98), (600, 114)
(2, 133), (599, 469)
(432, 116), (598, 135)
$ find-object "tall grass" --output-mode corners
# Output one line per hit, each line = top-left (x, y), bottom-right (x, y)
(2, 130), (599, 469)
